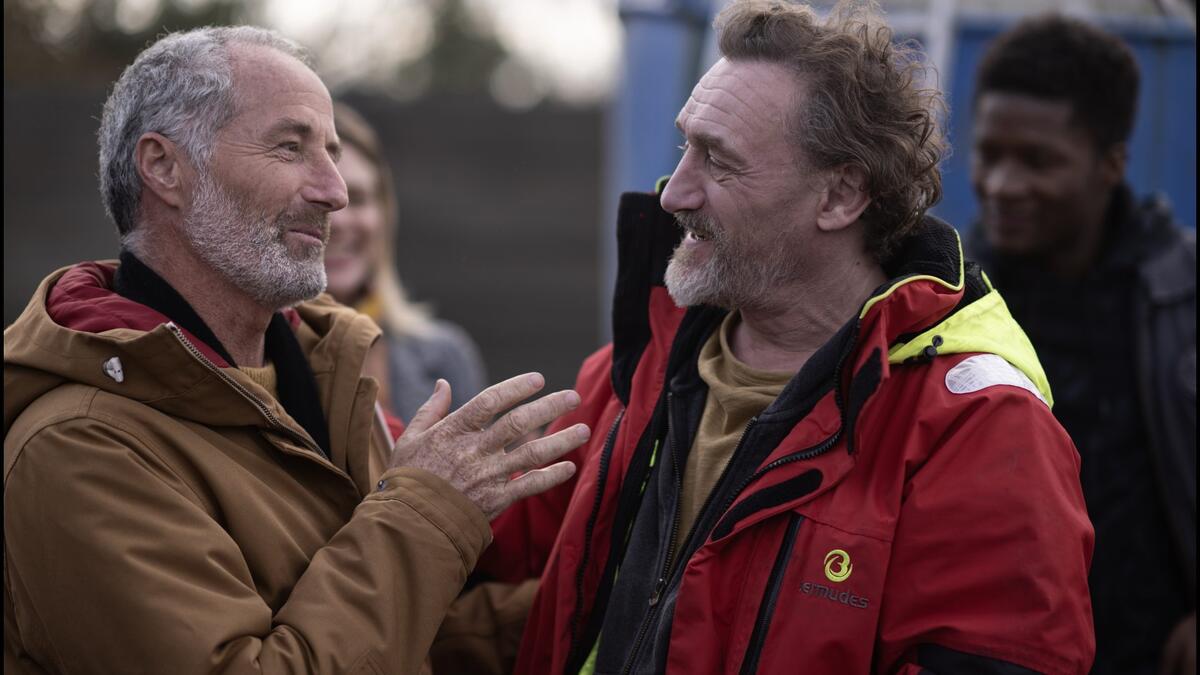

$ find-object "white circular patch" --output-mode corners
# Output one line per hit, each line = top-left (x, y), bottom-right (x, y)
(945, 354), (1047, 407)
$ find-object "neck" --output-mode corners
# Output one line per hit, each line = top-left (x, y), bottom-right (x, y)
(128, 226), (274, 367)
(1038, 187), (1116, 281)
(730, 255), (886, 373)
(1047, 215), (1108, 281)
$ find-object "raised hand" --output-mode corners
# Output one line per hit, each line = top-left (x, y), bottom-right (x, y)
(388, 373), (589, 521)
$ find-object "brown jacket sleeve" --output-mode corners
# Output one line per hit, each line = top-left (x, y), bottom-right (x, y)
(430, 579), (540, 675)
(4, 418), (491, 674)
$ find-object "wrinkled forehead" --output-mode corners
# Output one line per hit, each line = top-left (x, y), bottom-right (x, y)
(677, 58), (801, 145)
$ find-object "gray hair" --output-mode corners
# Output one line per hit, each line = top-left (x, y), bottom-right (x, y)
(98, 26), (310, 237)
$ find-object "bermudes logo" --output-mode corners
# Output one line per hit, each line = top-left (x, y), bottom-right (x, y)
(803, 549), (868, 610)
(800, 581), (870, 610)
(824, 549), (852, 583)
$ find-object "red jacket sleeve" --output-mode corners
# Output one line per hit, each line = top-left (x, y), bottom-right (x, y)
(476, 345), (617, 582)
(875, 388), (1095, 675)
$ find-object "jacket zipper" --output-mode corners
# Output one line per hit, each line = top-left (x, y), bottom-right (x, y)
(739, 513), (804, 675)
(164, 322), (330, 462)
(611, 315), (864, 673)
(713, 428), (842, 536)
(566, 407), (625, 662)
(619, 397), (758, 675)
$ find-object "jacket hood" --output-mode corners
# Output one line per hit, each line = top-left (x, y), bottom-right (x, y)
(865, 219), (1053, 407)
(4, 260), (380, 436)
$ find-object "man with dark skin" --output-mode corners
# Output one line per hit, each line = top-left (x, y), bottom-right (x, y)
(968, 15), (1196, 675)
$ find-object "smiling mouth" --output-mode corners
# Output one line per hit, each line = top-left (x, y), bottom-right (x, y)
(288, 228), (326, 243)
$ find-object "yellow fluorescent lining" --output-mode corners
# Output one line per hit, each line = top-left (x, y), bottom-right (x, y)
(858, 232), (966, 320)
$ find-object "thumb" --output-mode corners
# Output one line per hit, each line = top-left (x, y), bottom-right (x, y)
(404, 379), (453, 435)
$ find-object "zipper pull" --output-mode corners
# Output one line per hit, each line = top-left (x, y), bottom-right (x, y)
(649, 577), (666, 607)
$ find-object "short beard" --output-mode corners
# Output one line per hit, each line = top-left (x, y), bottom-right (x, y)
(664, 210), (797, 310)
(183, 170), (329, 311)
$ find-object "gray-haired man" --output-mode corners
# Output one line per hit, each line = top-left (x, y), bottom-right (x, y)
(4, 26), (587, 673)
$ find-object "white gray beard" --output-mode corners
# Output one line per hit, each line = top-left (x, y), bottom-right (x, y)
(183, 171), (327, 311)
(664, 229), (796, 311)
(665, 243), (731, 308)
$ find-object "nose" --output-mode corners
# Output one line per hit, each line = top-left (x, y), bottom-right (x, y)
(303, 153), (349, 213)
(659, 151), (704, 214)
(979, 158), (1030, 201)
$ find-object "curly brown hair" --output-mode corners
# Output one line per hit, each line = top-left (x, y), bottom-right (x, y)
(715, 0), (947, 262)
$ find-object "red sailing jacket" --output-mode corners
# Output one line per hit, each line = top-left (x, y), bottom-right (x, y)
(481, 192), (1095, 674)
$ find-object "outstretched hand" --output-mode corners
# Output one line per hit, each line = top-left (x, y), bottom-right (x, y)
(388, 373), (589, 521)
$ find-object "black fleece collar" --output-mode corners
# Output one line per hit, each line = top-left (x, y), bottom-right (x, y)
(113, 250), (332, 458)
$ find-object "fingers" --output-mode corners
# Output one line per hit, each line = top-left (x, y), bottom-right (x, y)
(451, 373), (546, 431)
(502, 460), (578, 507)
(489, 389), (582, 449)
(501, 423), (589, 475)
(402, 379), (452, 436)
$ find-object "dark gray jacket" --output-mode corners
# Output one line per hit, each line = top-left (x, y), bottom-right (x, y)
(1130, 193), (1196, 597)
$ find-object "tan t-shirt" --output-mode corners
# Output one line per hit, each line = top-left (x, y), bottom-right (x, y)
(675, 312), (793, 549)
(238, 359), (279, 402)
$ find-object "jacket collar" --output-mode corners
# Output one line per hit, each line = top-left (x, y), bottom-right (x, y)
(114, 250), (239, 366)
(111, 250), (332, 457)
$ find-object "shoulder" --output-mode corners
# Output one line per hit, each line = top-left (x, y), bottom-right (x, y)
(426, 320), (482, 354)
(6, 384), (165, 486)
(7, 383), (180, 456)
(6, 383), (105, 455)
(6, 385), (212, 515)
(392, 321), (480, 360)
(1136, 193), (1196, 283)
(939, 353), (1049, 407)
(877, 352), (1069, 458)
(885, 352), (1053, 413)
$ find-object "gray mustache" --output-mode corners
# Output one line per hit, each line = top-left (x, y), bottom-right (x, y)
(674, 211), (719, 239)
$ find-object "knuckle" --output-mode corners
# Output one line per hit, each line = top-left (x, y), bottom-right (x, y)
(476, 389), (502, 414)
(505, 410), (528, 435)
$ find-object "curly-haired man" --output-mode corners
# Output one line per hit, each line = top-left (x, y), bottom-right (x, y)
(967, 14), (1196, 675)
(465, 1), (1097, 673)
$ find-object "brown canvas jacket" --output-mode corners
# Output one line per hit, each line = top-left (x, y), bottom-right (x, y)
(3, 262), (492, 674)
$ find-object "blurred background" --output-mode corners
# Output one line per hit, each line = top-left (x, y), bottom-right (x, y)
(4, 0), (1196, 393)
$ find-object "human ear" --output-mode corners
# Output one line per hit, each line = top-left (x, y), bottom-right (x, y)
(134, 132), (189, 211)
(1098, 142), (1127, 188)
(815, 164), (872, 233)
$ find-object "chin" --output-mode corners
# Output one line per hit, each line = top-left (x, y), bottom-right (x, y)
(665, 260), (728, 309)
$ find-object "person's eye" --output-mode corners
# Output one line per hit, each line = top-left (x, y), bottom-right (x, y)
(1023, 148), (1060, 170)
(275, 142), (302, 158)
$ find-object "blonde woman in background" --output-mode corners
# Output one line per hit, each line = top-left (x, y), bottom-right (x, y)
(327, 102), (486, 420)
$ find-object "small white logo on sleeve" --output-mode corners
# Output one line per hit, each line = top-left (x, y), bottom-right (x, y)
(102, 356), (125, 383)
(945, 354), (1046, 406)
